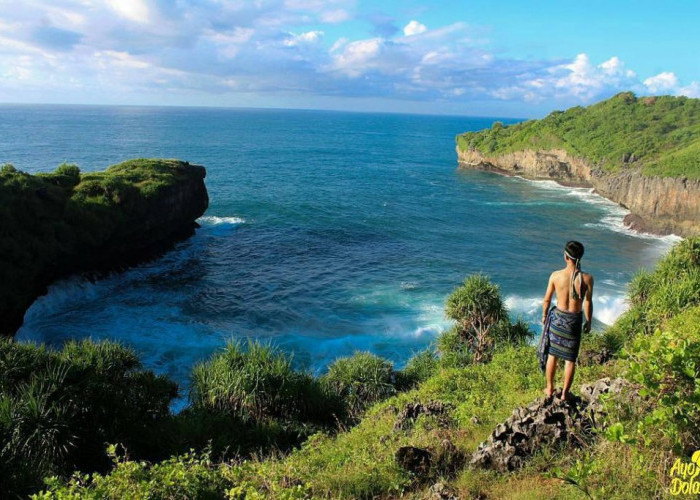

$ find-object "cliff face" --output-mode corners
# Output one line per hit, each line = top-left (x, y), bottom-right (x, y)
(457, 148), (700, 237)
(0, 160), (209, 337)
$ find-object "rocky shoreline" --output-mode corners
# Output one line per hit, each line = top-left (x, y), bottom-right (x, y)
(457, 148), (700, 238)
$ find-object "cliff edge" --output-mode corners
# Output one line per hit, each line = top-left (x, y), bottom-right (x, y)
(0, 159), (208, 337)
(457, 147), (700, 236)
(456, 92), (700, 237)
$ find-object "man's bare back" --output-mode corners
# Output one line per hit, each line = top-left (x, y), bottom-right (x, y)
(544, 268), (594, 327)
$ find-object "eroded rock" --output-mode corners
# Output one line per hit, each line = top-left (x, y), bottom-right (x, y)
(471, 378), (629, 472)
(394, 400), (453, 431)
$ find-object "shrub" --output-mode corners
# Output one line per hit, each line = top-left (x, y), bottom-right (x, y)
(400, 348), (439, 386)
(445, 274), (531, 363)
(35, 448), (235, 500)
(190, 340), (340, 425)
(624, 305), (700, 453)
(321, 351), (397, 421)
(0, 339), (177, 497)
(623, 238), (700, 335)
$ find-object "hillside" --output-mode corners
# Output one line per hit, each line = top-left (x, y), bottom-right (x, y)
(0, 159), (208, 337)
(457, 92), (700, 179)
(456, 93), (700, 237)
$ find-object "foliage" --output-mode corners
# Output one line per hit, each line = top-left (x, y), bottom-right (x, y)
(190, 340), (341, 426)
(34, 447), (234, 500)
(321, 351), (398, 422)
(616, 238), (700, 337)
(457, 92), (700, 179)
(445, 274), (532, 363)
(625, 305), (700, 453)
(400, 348), (439, 386)
(0, 338), (177, 496)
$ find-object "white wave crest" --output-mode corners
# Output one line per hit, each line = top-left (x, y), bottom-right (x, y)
(594, 294), (629, 326)
(516, 177), (682, 243)
(505, 295), (542, 315)
(198, 215), (245, 225)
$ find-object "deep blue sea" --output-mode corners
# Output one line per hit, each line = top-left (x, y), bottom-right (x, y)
(2, 104), (678, 395)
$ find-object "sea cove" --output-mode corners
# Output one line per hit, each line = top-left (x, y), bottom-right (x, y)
(3, 105), (676, 388)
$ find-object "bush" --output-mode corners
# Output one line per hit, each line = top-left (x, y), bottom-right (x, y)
(190, 340), (340, 425)
(400, 348), (439, 386)
(444, 274), (531, 363)
(0, 339), (177, 497)
(624, 306), (700, 454)
(321, 351), (397, 421)
(35, 448), (235, 500)
(622, 238), (700, 335)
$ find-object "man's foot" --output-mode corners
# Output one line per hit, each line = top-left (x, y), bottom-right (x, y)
(543, 388), (555, 405)
(559, 390), (574, 403)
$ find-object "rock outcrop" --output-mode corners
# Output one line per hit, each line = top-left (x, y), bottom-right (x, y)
(0, 159), (208, 337)
(471, 378), (631, 472)
(458, 148), (700, 237)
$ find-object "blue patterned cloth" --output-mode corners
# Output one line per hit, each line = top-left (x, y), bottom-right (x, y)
(545, 307), (583, 362)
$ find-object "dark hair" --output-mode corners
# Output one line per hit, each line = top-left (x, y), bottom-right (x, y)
(565, 241), (584, 261)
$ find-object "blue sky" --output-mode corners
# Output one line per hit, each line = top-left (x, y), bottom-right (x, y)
(1, 0), (698, 117)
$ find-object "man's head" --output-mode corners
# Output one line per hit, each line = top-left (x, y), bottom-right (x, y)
(564, 240), (584, 262)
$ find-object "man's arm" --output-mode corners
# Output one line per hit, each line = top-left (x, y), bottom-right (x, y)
(583, 274), (594, 333)
(542, 273), (555, 324)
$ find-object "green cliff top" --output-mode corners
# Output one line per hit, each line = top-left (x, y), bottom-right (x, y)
(0, 158), (207, 336)
(457, 92), (700, 179)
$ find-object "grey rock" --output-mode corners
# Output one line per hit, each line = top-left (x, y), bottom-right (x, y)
(471, 378), (629, 472)
(394, 400), (453, 431)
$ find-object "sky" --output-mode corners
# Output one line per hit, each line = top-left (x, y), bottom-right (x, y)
(0, 0), (699, 117)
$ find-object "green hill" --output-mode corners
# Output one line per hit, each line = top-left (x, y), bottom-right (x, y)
(457, 92), (700, 179)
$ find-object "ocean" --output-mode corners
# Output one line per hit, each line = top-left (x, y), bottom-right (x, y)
(2, 104), (678, 393)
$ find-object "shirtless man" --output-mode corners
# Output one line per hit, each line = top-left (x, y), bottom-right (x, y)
(541, 241), (594, 401)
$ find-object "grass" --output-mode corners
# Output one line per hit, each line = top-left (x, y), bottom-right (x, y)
(457, 92), (700, 179)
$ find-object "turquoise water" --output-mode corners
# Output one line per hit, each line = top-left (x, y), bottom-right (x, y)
(2, 105), (677, 390)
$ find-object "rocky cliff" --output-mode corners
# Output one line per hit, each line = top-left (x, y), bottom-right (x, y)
(457, 148), (700, 237)
(0, 159), (208, 337)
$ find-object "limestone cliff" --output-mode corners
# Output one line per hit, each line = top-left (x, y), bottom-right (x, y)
(457, 148), (700, 237)
(0, 159), (209, 337)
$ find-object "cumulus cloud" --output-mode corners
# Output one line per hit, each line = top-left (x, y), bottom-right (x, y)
(643, 72), (679, 93)
(403, 20), (427, 36)
(0, 1), (697, 110)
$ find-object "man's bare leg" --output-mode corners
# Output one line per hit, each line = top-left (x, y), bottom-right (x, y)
(545, 354), (557, 398)
(562, 360), (576, 399)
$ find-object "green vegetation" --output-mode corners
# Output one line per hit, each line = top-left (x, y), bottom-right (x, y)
(457, 92), (700, 179)
(0, 159), (207, 336)
(0, 339), (177, 496)
(3, 238), (698, 499)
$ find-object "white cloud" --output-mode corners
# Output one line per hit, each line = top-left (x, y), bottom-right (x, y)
(330, 38), (382, 77)
(403, 20), (427, 36)
(321, 9), (351, 23)
(284, 30), (323, 47)
(643, 72), (679, 93)
(106, 0), (150, 24)
(679, 81), (700, 98)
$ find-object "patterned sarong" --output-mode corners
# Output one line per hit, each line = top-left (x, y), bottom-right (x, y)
(546, 307), (583, 362)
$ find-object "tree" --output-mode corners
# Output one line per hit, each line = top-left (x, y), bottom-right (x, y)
(445, 274), (507, 363)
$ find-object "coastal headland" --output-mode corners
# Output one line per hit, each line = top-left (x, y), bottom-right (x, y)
(456, 92), (700, 237)
(0, 159), (208, 337)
